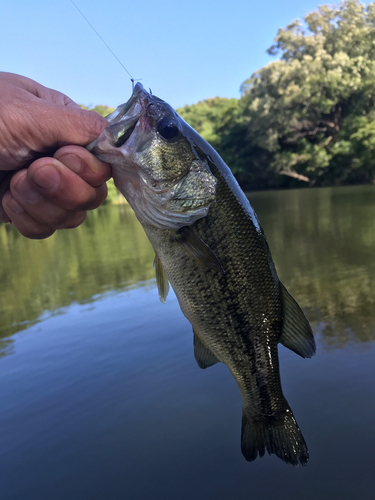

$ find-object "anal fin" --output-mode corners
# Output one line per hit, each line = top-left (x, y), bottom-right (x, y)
(193, 329), (220, 369)
(153, 253), (170, 304)
(279, 282), (316, 358)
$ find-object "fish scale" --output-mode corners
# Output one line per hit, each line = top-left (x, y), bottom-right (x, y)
(88, 83), (316, 466)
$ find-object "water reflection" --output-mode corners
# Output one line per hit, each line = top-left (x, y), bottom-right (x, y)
(1, 185), (375, 357)
(250, 185), (375, 348)
(0, 205), (154, 356)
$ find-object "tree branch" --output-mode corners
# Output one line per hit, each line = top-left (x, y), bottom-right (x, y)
(279, 170), (311, 182)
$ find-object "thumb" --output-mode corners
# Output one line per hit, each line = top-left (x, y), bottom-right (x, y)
(38, 104), (109, 148)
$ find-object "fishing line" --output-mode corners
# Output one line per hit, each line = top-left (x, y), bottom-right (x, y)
(69, 0), (137, 89)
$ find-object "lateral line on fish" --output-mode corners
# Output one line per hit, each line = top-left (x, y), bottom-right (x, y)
(69, 0), (138, 89)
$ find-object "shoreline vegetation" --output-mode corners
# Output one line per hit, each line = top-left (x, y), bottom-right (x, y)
(83, 1), (375, 205)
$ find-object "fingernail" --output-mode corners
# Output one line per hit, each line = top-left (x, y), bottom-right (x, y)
(6, 195), (24, 214)
(33, 165), (61, 190)
(57, 154), (83, 174)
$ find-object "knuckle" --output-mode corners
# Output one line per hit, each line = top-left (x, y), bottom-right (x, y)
(89, 160), (112, 185)
(73, 189), (99, 211)
(83, 184), (108, 210)
(55, 148), (111, 186)
(48, 212), (71, 228)
(54, 211), (86, 230)
(28, 206), (67, 228)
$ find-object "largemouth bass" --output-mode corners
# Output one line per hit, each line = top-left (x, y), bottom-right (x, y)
(87, 84), (316, 466)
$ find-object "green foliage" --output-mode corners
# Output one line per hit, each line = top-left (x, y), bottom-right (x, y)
(80, 104), (115, 117)
(106, 177), (123, 204)
(240, 0), (375, 187)
(178, 97), (239, 144)
(177, 98), (274, 190)
(178, 98), (247, 174)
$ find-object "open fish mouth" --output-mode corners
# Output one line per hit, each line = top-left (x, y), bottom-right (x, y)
(106, 116), (139, 148)
(112, 120), (137, 147)
(86, 83), (145, 152)
(104, 82), (145, 124)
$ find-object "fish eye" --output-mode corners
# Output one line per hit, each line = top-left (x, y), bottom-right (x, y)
(157, 117), (180, 141)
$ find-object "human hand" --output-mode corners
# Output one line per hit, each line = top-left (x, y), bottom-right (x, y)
(0, 72), (111, 238)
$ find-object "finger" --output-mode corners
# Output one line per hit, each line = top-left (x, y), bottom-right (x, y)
(3, 72), (94, 113)
(8, 188), (87, 231)
(0, 97), (108, 171)
(2, 191), (56, 240)
(37, 86), (82, 109)
(38, 104), (109, 148)
(25, 159), (108, 211)
(0, 172), (13, 222)
(9, 169), (91, 225)
(53, 146), (111, 186)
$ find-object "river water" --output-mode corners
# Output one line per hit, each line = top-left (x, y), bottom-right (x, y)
(1, 185), (375, 499)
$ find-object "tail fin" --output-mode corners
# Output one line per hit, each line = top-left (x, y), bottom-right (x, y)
(241, 406), (309, 466)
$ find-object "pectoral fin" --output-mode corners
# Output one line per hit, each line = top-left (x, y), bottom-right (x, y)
(193, 329), (220, 369)
(279, 282), (316, 358)
(177, 228), (224, 274)
(153, 254), (170, 304)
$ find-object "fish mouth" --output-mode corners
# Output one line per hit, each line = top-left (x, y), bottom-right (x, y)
(86, 83), (146, 152)
(105, 83), (145, 124)
(104, 115), (139, 148)
(112, 120), (137, 147)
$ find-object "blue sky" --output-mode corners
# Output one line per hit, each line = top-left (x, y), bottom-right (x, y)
(1, 0), (369, 109)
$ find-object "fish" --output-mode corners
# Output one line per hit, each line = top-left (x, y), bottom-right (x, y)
(87, 83), (316, 466)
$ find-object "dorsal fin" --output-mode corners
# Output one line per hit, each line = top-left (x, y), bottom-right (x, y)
(153, 253), (170, 304)
(279, 282), (316, 358)
(193, 329), (220, 369)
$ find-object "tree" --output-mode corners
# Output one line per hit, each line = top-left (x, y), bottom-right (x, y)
(240, 0), (375, 186)
(178, 97), (275, 190)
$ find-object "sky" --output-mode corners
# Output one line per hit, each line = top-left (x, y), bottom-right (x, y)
(1, 0), (370, 109)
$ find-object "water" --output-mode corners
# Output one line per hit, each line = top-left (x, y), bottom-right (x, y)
(1, 185), (375, 499)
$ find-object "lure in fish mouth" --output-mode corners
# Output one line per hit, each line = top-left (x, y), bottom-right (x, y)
(87, 83), (217, 230)
(88, 84), (316, 467)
